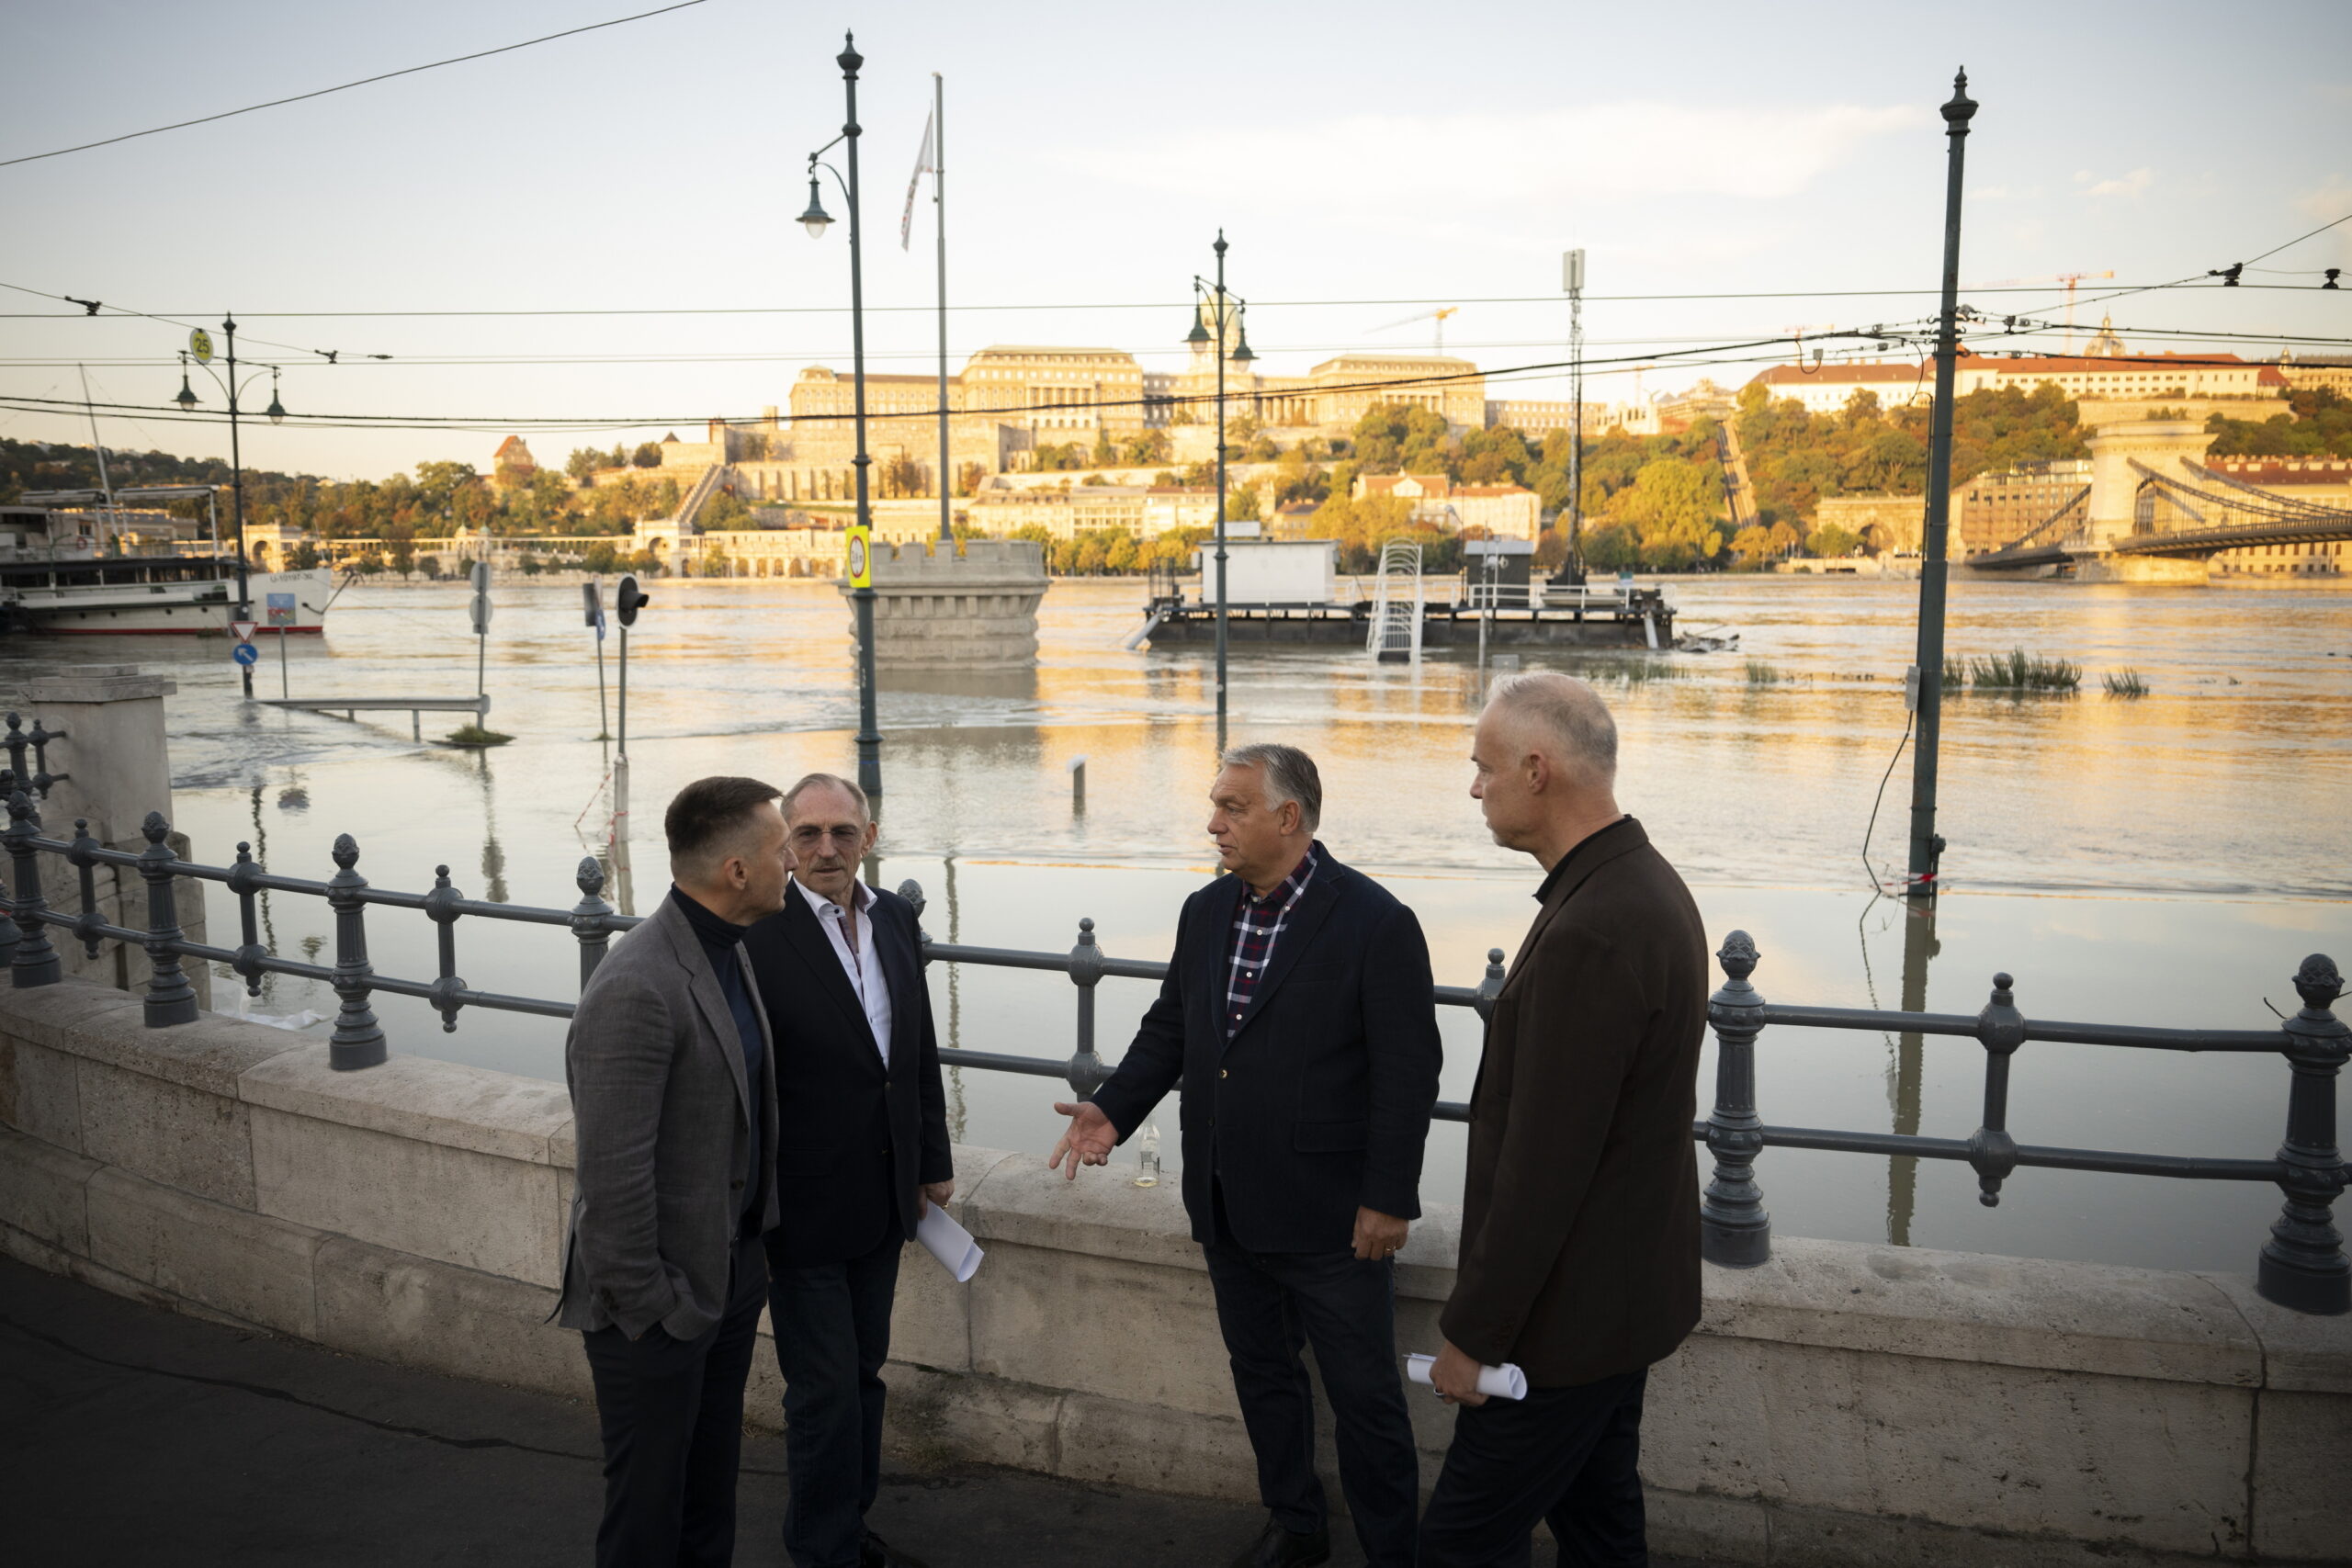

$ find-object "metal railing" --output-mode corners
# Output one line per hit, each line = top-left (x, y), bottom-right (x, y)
(2, 712), (2343, 1315)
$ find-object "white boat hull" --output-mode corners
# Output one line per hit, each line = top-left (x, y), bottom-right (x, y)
(12, 568), (335, 635)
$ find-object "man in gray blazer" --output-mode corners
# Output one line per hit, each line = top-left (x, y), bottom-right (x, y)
(557, 775), (796, 1568)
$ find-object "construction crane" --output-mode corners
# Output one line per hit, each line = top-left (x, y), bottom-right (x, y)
(1962, 269), (2113, 352)
(1367, 306), (1459, 355)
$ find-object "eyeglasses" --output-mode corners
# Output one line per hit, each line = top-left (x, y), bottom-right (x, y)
(790, 825), (865, 846)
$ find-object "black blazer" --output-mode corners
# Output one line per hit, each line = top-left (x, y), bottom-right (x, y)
(742, 883), (953, 1268)
(1438, 817), (1707, 1387)
(1090, 850), (1442, 1255)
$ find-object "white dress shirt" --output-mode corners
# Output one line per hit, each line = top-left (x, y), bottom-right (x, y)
(795, 877), (894, 1069)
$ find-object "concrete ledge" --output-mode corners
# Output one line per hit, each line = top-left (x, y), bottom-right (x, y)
(1703, 1235), (2263, 1386)
(312, 1234), (585, 1403)
(240, 1045), (573, 1166)
(0, 1125), (98, 1253)
(74, 1055), (255, 1209)
(252, 1106), (561, 1286)
(0, 1038), (82, 1151)
(85, 1166), (323, 1338)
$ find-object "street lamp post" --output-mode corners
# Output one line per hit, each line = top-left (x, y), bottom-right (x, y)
(1905, 71), (1978, 902)
(1184, 233), (1251, 754)
(175, 313), (283, 699)
(800, 31), (883, 801)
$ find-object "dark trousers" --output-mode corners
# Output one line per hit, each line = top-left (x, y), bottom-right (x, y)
(1418, 1367), (1650, 1568)
(1202, 1189), (1419, 1568)
(580, 1235), (769, 1568)
(768, 1216), (904, 1568)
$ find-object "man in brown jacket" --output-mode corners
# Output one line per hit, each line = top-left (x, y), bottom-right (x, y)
(1420, 671), (1708, 1568)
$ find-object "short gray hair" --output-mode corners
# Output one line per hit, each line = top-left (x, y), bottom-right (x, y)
(1484, 671), (1618, 784)
(781, 771), (870, 823)
(1219, 742), (1322, 831)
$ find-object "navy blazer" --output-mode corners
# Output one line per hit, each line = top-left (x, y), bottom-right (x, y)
(741, 883), (953, 1267)
(1090, 850), (1442, 1254)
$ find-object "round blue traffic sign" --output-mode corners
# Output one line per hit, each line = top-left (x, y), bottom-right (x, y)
(232, 642), (260, 666)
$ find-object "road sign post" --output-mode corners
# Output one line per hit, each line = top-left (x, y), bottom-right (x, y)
(583, 581), (610, 740)
(267, 590), (296, 699)
(469, 561), (492, 702)
(613, 574), (648, 840)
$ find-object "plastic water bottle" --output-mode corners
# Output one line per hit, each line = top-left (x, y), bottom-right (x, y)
(1133, 1123), (1161, 1188)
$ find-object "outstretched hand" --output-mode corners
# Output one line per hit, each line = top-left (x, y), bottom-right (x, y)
(1047, 1100), (1119, 1179)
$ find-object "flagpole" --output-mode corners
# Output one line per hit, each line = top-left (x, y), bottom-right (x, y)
(933, 72), (951, 545)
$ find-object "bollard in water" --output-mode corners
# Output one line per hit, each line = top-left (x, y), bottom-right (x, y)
(4, 788), (60, 987)
(570, 856), (615, 990)
(1069, 756), (1087, 815)
(1066, 916), (1106, 1100)
(1701, 931), (1770, 1267)
(1965, 973), (2027, 1205)
(2258, 954), (2349, 1314)
(137, 813), (198, 1027)
(325, 834), (387, 1069)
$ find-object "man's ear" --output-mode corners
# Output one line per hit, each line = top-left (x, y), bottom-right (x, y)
(1524, 750), (1551, 795)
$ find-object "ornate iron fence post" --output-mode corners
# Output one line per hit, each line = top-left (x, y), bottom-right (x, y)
(69, 818), (103, 958)
(1066, 916), (1107, 1100)
(2, 716), (27, 792)
(27, 716), (66, 795)
(325, 833), (387, 1069)
(1473, 946), (1507, 1023)
(1966, 973), (2027, 1205)
(136, 812), (198, 1027)
(229, 841), (266, 998)
(1702, 931), (1771, 1266)
(0, 780), (17, 968)
(2257, 953), (2348, 1314)
(570, 857), (615, 990)
(5, 789), (60, 987)
(426, 864), (467, 1032)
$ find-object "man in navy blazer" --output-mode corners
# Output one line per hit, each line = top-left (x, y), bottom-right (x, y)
(1051, 743), (1442, 1568)
(741, 773), (953, 1568)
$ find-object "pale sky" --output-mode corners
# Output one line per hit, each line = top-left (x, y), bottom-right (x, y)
(4, 0), (2347, 480)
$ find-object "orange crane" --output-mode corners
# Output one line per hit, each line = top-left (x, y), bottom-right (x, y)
(1964, 270), (2113, 352)
(1367, 306), (1459, 355)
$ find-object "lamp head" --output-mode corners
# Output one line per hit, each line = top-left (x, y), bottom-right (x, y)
(799, 173), (833, 239)
(175, 355), (198, 412)
(266, 370), (286, 425)
(1185, 309), (1212, 350)
(1231, 317), (1255, 364)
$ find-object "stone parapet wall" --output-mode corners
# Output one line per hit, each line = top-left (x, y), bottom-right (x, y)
(840, 541), (1048, 671)
(0, 976), (2345, 1566)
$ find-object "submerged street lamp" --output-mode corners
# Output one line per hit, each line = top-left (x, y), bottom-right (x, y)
(804, 31), (883, 801)
(172, 315), (282, 699)
(1186, 232), (1250, 754)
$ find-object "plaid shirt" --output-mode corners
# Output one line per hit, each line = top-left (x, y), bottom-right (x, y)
(1224, 842), (1321, 1040)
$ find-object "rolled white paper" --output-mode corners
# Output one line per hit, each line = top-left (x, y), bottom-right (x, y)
(916, 1202), (984, 1283)
(1405, 1352), (1528, 1401)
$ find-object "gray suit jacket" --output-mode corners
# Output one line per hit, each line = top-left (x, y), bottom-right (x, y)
(554, 894), (781, 1340)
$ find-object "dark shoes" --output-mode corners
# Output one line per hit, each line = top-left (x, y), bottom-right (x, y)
(1230, 1517), (1332, 1568)
(861, 1530), (932, 1568)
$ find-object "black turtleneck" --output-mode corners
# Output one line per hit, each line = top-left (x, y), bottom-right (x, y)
(670, 886), (763, 1232)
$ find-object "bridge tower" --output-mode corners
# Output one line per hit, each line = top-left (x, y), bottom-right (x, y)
(2077, 420), (2216, 581)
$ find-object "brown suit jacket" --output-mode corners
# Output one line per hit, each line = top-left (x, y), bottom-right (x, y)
(1439, 816), (1707, 1387)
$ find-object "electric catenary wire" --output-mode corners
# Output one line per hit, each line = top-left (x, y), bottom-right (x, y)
(0, 2), (712, 169)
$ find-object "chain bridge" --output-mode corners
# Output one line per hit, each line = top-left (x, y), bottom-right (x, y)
(1966, 420), (2352, 581)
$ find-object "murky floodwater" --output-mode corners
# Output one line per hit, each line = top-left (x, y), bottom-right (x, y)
(8, 575), (2347, 1275)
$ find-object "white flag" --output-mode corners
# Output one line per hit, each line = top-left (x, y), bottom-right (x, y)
(900, 107), (935, 251)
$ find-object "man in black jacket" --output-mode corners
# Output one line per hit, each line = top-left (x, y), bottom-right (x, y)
(741, 773), (953, 1568)
(1050, 743), (1442, 1568)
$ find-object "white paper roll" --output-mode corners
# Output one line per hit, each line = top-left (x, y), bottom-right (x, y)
(916, 1202), (984, 1283)
(1405, 1352), (1529, 1401)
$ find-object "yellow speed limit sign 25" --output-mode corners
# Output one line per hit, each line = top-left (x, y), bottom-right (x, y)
(846, 524), (873, 588)
(188, 328), (214, 364)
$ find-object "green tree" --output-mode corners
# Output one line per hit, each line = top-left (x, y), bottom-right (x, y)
(630, 443), (662, 469)
(566, 448), (603, 481)
(1805, 523), (1863, 558)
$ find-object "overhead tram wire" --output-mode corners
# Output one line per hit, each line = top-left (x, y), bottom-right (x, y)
(0, 1), (712, 168)
(0, 281), (394, 366)
(13, 324), (2311, 439)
